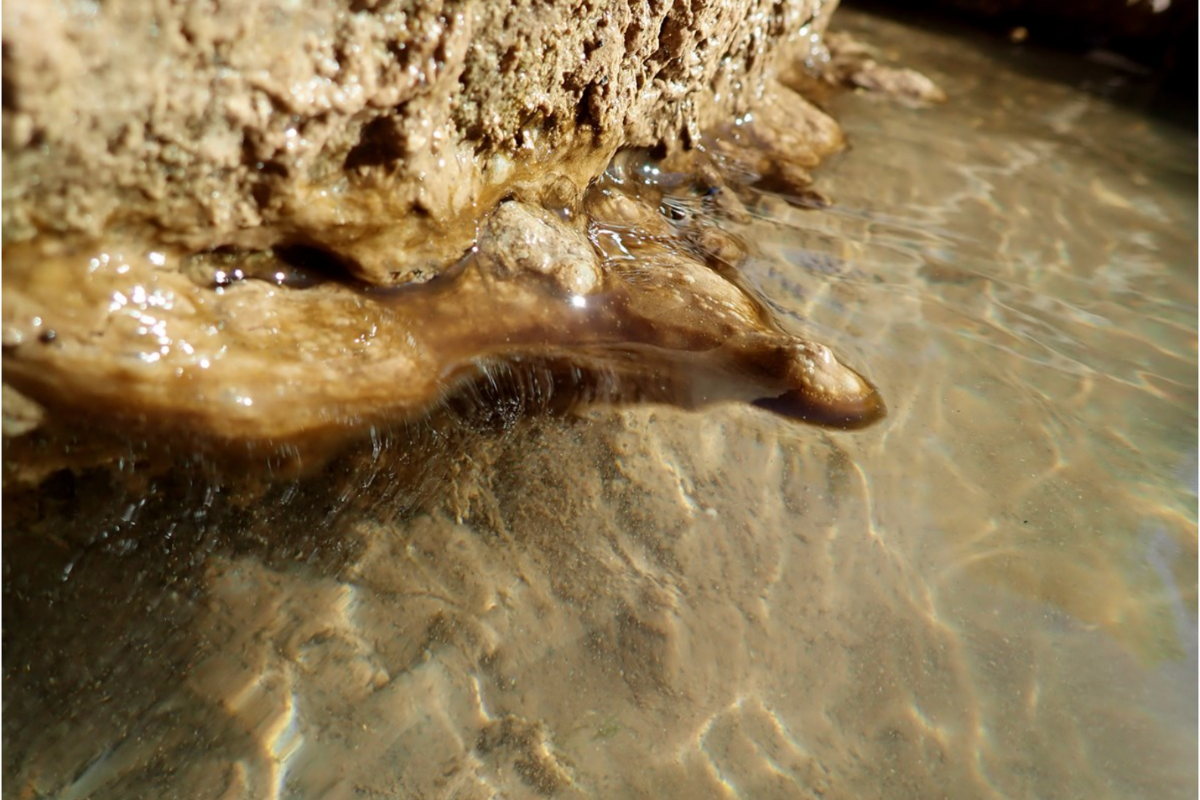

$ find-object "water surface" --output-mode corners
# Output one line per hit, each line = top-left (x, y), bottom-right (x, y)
(4, 9), (1196, 800)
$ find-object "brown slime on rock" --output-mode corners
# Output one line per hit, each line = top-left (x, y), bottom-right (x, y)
(3, 228), (883, 445)
(2, 101), (884, 480)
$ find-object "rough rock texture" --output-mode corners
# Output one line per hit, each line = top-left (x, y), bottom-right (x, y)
(2, 0), (835, 283)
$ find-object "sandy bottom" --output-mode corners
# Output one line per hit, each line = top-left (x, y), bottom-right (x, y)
(4, 9), (1196, 800)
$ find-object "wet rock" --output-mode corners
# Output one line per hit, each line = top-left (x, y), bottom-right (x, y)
(2, 0), (839, 285)
(1, 0), (891, 483)
(825, 31), (949, 104)
(779, 29), (948, 105)
(478, 201), (600, 295)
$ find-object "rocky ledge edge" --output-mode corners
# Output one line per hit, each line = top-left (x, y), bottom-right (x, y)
(1, 0), (944, 485)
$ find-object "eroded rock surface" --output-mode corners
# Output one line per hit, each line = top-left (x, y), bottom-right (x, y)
(3, 0), (836, 282)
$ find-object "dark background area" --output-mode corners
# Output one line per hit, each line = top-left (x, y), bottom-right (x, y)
(848, 0), (1198, 129)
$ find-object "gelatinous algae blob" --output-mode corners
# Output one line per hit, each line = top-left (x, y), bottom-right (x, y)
(3, 84), (883, 480)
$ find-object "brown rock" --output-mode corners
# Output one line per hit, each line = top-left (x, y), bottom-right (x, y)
(2, 0), (890, 483)
(825, 31), (948, 104)
(2, 0), (838, 284)
(478, 201), (600, 295)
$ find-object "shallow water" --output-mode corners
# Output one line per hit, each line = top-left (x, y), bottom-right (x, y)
(4, 9), (1196, 800)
